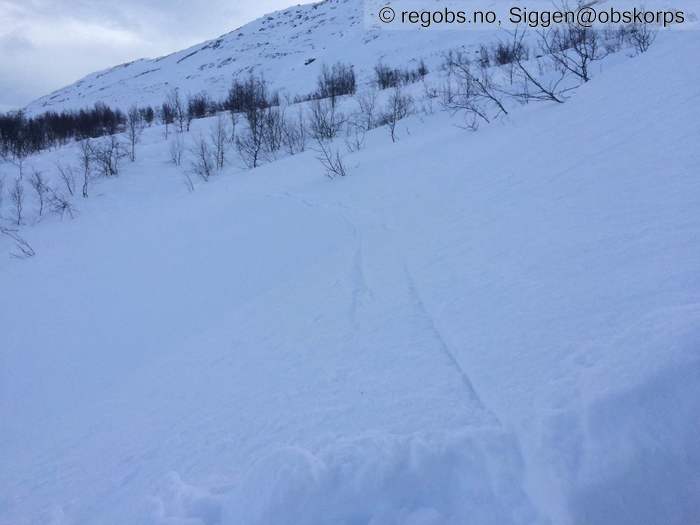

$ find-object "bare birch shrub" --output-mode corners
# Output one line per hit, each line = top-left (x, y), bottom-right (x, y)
(628, 22), (657, 54)
(93, 136), (126, 177)
(210, 114), (228, 170)
(507, 29), (569, 104)
(78, 139), (92, 198)
(381, 86), (413, 142)
(538, 13), (608, 84)
(126, 106), (144, 162)
(282, 108), (307, 155)
(308, 99), (345, 141)
(10, 177), (24, 225)
(29, 169), (48, 217)
(0, 226), (35, 258)
(442, 50), (508, 126)
(355, 88), (379, 131)
(55, 162), (76, 196)
(169, 133), (184, 166)
(315, 138), (348, 179)
(47, 187), (76, 219)
(190, 135), (214, 181)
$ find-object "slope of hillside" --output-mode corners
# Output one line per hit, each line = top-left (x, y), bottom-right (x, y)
(2, 25), (699, 525)
(24, 0), (492, 114)
(24, 0), (698, 116)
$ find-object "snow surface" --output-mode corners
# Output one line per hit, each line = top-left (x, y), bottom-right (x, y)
(2, 14), (700, 525)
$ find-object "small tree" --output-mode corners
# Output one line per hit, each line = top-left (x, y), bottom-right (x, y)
(140, 106), (155, 126)
(161, 102), (175, 139)
(417, 59), (429, 79)
(355, 88), (378, 131)
(8, 144), (28, 181)
(55, 162), (76, 196)
(382, 86), (413, 143)
(47, 187), (76, 219)
(509, 29), (568, 104)
(210, 113), (228, 170)
(538, 22), (607, 84)
(29, 168), (47, 217)
(225, 75), (271, 113)
(78, 139), (92, 198)
(93, 135), (126, 177)
(282, 107), (306, 155)
(308, 99), (345, 141)
(345, 120), (366, 153)
(0, 226), (35, 258)
(442, 50), (509, 127)
(261, 107), (285, 160)
(190, 135), (214, 181)
(187, 92), (211, 127)
(167, 89), (187, 133)
(316, 62), (356, 104)
(314, 138), (348, 179)
(227, 76), (276, 168)
(236, 106), (266, 169)
(10, 177), (24, 225)
(169, 134), (184, 166)
(126, 106), (144, 162)
(628, 22), (657, 54)
(374, 62), (401, 90)
(229, 111), (238, 144)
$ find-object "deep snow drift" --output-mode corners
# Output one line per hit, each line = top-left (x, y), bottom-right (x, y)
(2, 25), (700, 525)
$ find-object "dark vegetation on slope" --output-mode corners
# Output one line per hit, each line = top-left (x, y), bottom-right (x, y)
(0, 21), (657, 257)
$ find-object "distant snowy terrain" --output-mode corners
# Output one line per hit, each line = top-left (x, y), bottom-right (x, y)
(24, 0), (490, 114)
(24, 0), (698, 116)
(2, 2), (700, 524)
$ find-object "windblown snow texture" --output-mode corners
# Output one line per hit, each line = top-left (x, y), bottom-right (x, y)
(2, 6), (700, 525)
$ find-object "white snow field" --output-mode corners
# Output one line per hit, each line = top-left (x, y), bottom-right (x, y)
(2, 23), (700, 525)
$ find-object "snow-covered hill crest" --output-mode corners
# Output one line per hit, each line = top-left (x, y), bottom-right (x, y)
(26, 0), (699, 115)
(25, 0), (480, 114)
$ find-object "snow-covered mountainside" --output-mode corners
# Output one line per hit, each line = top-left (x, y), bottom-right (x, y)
(2, 24), (699, 524)
(26, 0), (696, 116)
(25, 0), (485, 114)
(3, 0), (700, 522)
(23, 0), (697, 115)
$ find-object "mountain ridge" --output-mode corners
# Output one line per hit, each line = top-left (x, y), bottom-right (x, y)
(24, 0), (496, 115)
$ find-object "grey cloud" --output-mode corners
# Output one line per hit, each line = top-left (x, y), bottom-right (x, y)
(0, 0), (301, 110)
(0, 32), (35, 52)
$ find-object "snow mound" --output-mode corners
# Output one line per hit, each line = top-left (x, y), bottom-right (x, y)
(154, 430), (543, 525)
(566, 305), (700, 525)
(153, 473), (223, 525)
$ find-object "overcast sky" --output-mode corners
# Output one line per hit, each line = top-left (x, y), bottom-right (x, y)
(0, 0), (304, 111)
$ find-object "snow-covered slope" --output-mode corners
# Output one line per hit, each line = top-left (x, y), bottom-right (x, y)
(24, 0), (698, 115)
(2, 25), (699, 525)
(24, 0), (490, 114)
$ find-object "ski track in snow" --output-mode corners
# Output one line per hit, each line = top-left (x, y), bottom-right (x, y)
(280, 189), (489, 415)
(401, 262), (491, 416)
